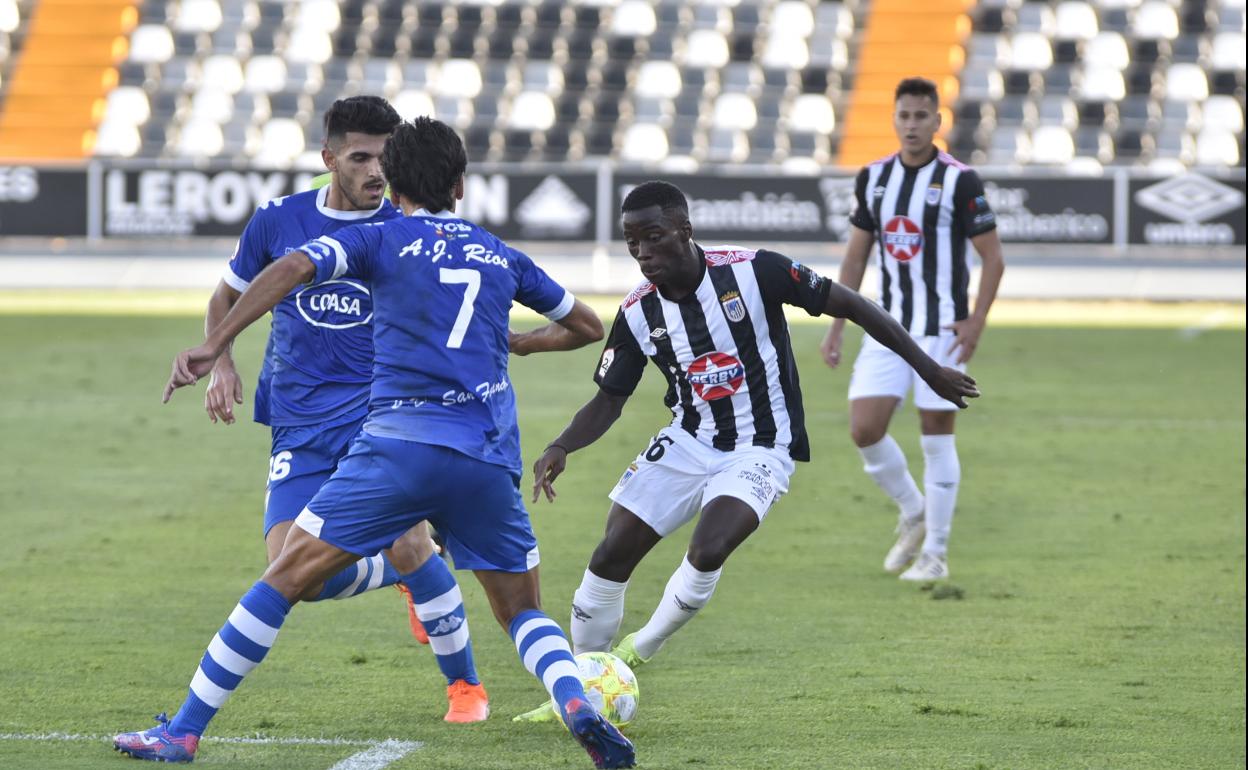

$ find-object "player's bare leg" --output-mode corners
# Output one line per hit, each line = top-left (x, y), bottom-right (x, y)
(851, 396), (927, 573)
(623, 497), (757, 665)
(476, 569), (636, 768)
(900, 410), (959, 582)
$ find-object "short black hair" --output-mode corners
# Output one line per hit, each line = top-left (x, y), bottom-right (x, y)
(323, 96), (401, 144)
(621, 180), (689, 219)
(381, 117), (467, 212)
(895, 77), (940, 107)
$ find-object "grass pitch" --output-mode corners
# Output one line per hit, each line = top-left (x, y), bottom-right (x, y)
(0, 302), (1242, 769)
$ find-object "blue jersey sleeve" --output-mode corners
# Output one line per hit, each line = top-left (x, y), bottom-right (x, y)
(302, 222), (385, 285)
(510, 247), (573, 319)
(225, 200), (279, 290)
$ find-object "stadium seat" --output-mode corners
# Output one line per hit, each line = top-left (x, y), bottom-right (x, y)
(287, 28), (333, 64)
(509, 92), (556, 131)
(1195, 127), (1241, 164)
(434, 59), (483, 98)
(1031, 125), (1076, 163)
(1039, 95), (1079, 130)
(636, 61), (682, 99)
(174, 0), (223, 33)
(177, 119), (225, 157)
(129, 25), (176, 64)
(1015, 3), (1056, 35)
(961, 66), (1006, 100)
(1166, 62), (1211, 101)
(1085, 32), (1130, 70)
(620, 123), (669, 163)
(1134, 2), (1180, 39)
(1211, 32), (1246, 70)
(0, 0), (17, 34)
(1009, 33), (1054, 69)
(789, 94), (836, 134)
(1083, 66), (1133, 100)
(244, 56), (287, 95)
(1055, 1), (1099, 39)
(256, 118), (305, 167)
(190, 88), (233, 124)
(106, 86), (152, 127)
(685, 30), (729, 68)
(94, 121), (142, 157)
(1203, 94), (1246, 133)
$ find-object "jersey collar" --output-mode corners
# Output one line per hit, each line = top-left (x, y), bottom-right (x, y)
(412, 208), (457, 218)
(315, 185), (388, 220)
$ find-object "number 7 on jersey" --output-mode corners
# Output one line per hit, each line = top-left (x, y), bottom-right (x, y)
(439, 268), (481, 348)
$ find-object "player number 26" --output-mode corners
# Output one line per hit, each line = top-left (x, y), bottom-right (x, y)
(645, 435), (674, 462)
(269, 451), (293, 482)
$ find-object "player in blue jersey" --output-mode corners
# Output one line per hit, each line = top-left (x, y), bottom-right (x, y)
(194, 97), (488, 723)
(117, 117), (636, 769)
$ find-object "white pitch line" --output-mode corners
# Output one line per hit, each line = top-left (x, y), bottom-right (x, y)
(1179, 309), (1232, 340)
(329, 739), (421, 770)
(0, 732), (422, 769)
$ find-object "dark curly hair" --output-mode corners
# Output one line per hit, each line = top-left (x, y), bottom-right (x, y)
(322, 96), (401, 144)
(380, 117), (468, 212)
(621, 180), (689, 219)
(895, 77), (940, 107)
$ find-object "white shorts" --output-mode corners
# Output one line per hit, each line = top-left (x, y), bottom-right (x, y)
(607, 428), (796, 537)
(847, 334), (967, 412)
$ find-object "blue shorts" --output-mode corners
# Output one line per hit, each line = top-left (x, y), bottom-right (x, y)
(264, 415), (363, 537)
(294, 432), (540, 573)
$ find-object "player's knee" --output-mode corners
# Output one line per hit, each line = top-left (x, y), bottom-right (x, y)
(588, 539), (637, 581)
(685, 543), (728, 573)
(850, 423), (886, 448)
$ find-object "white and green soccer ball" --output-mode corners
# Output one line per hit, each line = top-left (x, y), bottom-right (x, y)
(575, 651), (639, 729)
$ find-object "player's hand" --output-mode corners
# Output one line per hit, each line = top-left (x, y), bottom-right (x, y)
(926, 366), (980, 409)
(163, 344), (221, 404)
(531, 445), (568, 503)
(820, 326), (844, 369)
(509, 329), (530, 356)
(204, 359), (244, 424)
(943, 316), (986, 365)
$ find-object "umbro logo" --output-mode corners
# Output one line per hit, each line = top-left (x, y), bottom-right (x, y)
(673, 596), (697, 612)
(572, 603), (592, 621)
(934, 482), (957, 489)
(430, 616), (464, 635)
(650, 328), (668, 339)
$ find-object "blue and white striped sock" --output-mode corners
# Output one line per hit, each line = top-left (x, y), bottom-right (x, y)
(400, 557), (478, 685)
(168, 581), (291, 737)
(509, 610), (585, 714)
(310, 554), (400, 601)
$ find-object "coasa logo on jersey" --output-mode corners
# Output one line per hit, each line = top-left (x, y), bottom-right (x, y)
(686, 352), (745, 401)
(882, 216), (923, 261)
(719, 291), (746, 322)
(295, 279), (372, 329)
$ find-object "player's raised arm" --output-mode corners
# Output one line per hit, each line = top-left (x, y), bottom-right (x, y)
(163, 252), (316, 403)
(822, 280), (980, 408)
(510, 297), (604, 355)
(531, 389), (631, 503)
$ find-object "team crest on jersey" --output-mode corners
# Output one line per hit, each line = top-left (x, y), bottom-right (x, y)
(295, 279), (372, 329)
(719, 291), (746, 323)
(686, 352), (745, 401)
(926, 185), (942, 205)
(882, 216), (923, 262)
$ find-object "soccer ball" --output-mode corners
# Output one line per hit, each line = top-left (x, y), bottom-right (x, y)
(575, 651), (639, 729)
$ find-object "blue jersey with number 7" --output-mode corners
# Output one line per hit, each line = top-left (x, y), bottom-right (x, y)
(299, 208), (573, 473)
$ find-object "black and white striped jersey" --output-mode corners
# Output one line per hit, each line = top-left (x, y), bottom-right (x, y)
(850, 151), (997, 337)
(594, 245), (831, 462)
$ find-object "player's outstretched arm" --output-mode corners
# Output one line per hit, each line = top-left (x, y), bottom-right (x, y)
(821, 225), (874, 369)
(510, 298), (604, 355)
(164, 253), (316, 404)
(202, 280), (245, 424)
(531, 389), (629, 502)
(823, 281), (980, 408)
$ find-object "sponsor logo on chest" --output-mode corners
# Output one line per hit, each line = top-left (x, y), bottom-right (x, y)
(686, 352), (745, 401)
(882, 216), (923, 262)
(295, 279), (372, 329)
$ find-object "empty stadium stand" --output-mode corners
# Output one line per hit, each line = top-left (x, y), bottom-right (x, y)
(0, 0), (1242, 170)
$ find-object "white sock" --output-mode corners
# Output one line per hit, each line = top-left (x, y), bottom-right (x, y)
(920, 434), (960, 556)
(858, 435), (924, 520)
(633, 556), (722, 660)
(570, 569), (628, 654)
